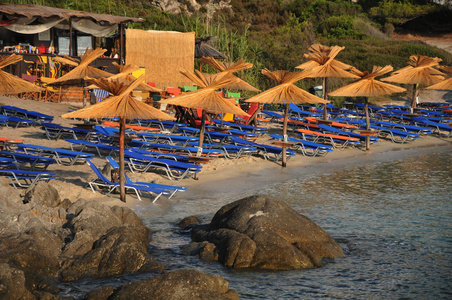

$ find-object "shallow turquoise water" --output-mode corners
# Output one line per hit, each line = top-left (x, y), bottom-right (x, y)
(61, 147), (452, 299)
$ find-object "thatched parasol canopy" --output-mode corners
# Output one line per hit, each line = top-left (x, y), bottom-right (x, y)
(329, 65), (406, 150)
(329, 66), (406, 97)
(200, 57), (253, 73)
(62, 77), (174, 120)
(381, 55), (445, 109)
(0, 54), (43, 95)
(295, 45), (359, 120)
(160, 71), (250, 155)
(160, 71), (250, 116)
(246, 68), (328, 167)
(52, 55), (80, 67)
(49, 48), (114, 86)
(62, 76), (174, 203)
(426, 78), (452, 90)
(87, 62), (163, 93)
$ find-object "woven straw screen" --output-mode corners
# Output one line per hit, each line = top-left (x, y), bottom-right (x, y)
(125, 29), (195, 89)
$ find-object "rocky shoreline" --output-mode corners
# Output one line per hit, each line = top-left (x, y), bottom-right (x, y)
(0, 179), (343, 299)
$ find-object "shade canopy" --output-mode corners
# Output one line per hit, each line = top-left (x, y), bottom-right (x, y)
(246, 68), (328, 167)
(62, 76), (175, 121)
(382, 55), (445, 86)
(49, 48), (114, 86)
(296, 44), (353, 74)
(426, 78), (452, 90)
(0, 54), (43, 95)
(329, 66), (406, 97)
(160, 71), (250, 116)
(200, 57), (253, 73)
(87, 62), (163, 93)
(246, 69), (329, 105)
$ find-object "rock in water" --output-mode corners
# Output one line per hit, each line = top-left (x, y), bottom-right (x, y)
(109, 269), (239, 300)
(190, 194), (344, 270)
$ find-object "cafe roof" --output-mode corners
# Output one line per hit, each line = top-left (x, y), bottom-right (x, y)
(0, 3), (144, 24)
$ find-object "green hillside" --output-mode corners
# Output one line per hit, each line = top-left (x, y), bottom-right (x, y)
(3, 0), (452, 102)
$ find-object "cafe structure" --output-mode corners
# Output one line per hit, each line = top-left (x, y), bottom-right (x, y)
(0, 3), (143, 101)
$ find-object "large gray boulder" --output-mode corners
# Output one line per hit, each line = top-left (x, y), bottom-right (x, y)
(0, 180), (163, 297)
(188, 194), (344, 270)
(108, 269), (239, 300)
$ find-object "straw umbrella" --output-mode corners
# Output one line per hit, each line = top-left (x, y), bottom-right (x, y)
(201, 57), (260, 124)
(329, 65), (406, 150)
(246, 68), (329, 167)
(62, 76), (175, 202)
(296, 44), (359, 120)
(195, 36), (227, 72)
(160, 71), (250, 154)
(426, 65), (452, 90)
(49, 48), (114, 106)
(0, 54), (43, 95)
(381, 54), (445, 110)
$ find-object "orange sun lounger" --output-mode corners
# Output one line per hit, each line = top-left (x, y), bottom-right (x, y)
(103, 122), (159, 132)
(296, 128), (359, 149)
(304, 117), (357, 129)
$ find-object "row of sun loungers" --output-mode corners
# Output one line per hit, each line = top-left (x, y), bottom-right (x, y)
(2, 101), (450, 201)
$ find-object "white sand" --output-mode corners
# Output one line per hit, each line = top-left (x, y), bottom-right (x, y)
(0, 94), (450, 209)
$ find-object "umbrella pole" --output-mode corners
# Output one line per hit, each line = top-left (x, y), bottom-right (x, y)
(282, 103), (289, 168)
(119, 118), (126, 202)
(411, 83), (418, 111)
(323, 77), (328, 120)
(82, 81), (87, 107)
(365, 97), (370, 151)
(197, 110), (205, 157)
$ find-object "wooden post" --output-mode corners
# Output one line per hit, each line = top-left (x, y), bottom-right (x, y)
(411, 83), (418, 111)
(365, 97), (370, 151)
(282, 103), (289, 167)
(69, 18), (72, 56)
(197, 110), (205, 157)
(119, 118), (126, 202)
(323, 77), (328, 120)
(120, 23), (124, 65)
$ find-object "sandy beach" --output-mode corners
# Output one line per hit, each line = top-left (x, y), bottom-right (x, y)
(1, 93), (451, 209)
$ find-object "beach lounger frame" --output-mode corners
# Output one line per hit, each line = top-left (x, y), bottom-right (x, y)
(106, 156), (187, 199)
(124, 150), (201, 181)
(86, 159), (169, 202)
(16, 144), (94, 166)
(269, 134), (333, 157)
(230, 136), (296, 162)
(65, 139), (119, 158)
(0, 169), (56, 189)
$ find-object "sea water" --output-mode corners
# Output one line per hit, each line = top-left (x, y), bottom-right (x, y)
(61, 146), (452, 299)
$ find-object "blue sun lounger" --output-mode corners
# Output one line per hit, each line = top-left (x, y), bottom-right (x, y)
(230, 136), (296, 161)
(411, 117), (452, 138)
(136, 132), (199, 146)
(1, 105), (54, 122)
(369, 125), (420, 144)
(317, 124), (379, 143)
(106, 156), (187, 199)
(129, 140), (224, 157)
(0, 169), (56, 188)
(288, 103), (322, 118)
(16, 143), (94, 166)
(86, 159), (170, 202)
(187, 141), (257, 159)
(65, 139), (119, 157)
(269, 134), (333, 157)
(124, 150), (202, 181)
(0, 150), (56, 170)
(261, 110), (285, 121)
(41, 122), (96, 140)
(0, 157), (18, 168)
(374, 121), (433, 135)
(212, 119), (268, 135)
(127, 147), (189, 162)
